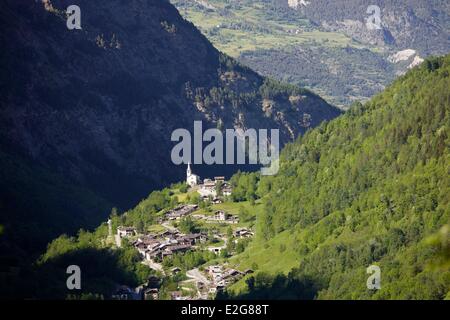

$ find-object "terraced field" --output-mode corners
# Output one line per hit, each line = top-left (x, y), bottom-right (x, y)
(170, 0), (415, 108)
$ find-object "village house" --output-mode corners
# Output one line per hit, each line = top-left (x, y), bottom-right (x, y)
(144, 241), (170, 260)
(205, 266), (245, 291)
(136, 237), (159, 247)
(175, 237), (192, 246)
(208, 265), (223, 273)
(146, 243), (193, 260)
(159, 229), (181, 239)
(133, 235), (162, 257)
(195, 169), (233, 199)
(144, 288), (159, 300)
(207, 246), (223, 255)
(182, 233), (208, 245)
(215, 210), (227, 221)
(145, 249), (158, 261)
(136, 234), (157, 242)
(221, 269), (244, 284)
(214, 177), (233, 197)
(138, 229), (209, 261)
(233, 227), (254, 238)
(151, 243), (193, 260)
(111, 285), (141, 300)
(164, 244), (192, 255)
(135, 242), (148, 256)
(214, 176), (225, 183)
(170, 291), (183, 300)
(198, 179), (216, 198)
(171, 267), (182, 275)
(209, 210), (239, 224)
(222, 185), (232, 196)
(166, 204), (198, 220)
(117, 226), (136, 238)
(208, 265), (223, 280)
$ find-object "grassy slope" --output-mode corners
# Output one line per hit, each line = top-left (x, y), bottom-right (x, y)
(172, 0), (358, 58)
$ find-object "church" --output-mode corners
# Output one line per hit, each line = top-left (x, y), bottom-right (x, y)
(186, 162), (200, 187)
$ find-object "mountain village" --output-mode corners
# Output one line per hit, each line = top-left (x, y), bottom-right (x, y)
(108, 164), (255, 300)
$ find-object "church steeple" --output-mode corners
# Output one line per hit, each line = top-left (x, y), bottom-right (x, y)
(186, 162), (200, 187)
(187, 162), (192, 177)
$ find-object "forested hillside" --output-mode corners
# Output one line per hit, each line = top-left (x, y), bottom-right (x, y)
(1, 0), (449, 301)
(221, 55), (450, 299)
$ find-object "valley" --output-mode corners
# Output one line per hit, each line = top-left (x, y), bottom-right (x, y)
(0, 0), (340, 276)
(37, 55), (450, 300)
(0, 0), (448, 302)
(171, 0), (449, 108)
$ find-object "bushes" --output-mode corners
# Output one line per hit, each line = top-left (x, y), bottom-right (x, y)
(178, 216), (200, 234)
(230, 171), (259, 202)
(35, 234), (153, 299)
(223, 272), (319, 300)
(162, 251), (215, 271)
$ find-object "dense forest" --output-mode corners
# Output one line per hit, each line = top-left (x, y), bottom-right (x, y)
(221, 55), (450, 299)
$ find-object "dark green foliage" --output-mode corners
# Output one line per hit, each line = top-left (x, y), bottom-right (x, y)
(230, 171), (259, 202)
(178, 216), (200, 234)
(236, 238), (251, 253)
(12, 231), (154, 299)
(0, 186), (175, 299)
(162, 250), (215, 271)
(239, 207), (253, 223)
(109, 188), (174, 233)
(259, 78), (310, 100)
(219, 272), (320, 300)
(241, 45), (397, 107)
(261, 55), (450, 237)
(171, 182), (189, 193)
(227, 55), (450, 299)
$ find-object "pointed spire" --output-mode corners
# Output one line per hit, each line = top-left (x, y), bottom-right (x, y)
(187, 161), (192, 176)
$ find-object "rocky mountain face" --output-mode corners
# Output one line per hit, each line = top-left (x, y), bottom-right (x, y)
(0, 0), (340, 247)
(291, 0), (450, 55)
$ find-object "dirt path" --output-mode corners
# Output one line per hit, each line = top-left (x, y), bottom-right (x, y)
(186, 268), (209, 285)
(142, 260), (165, 275)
